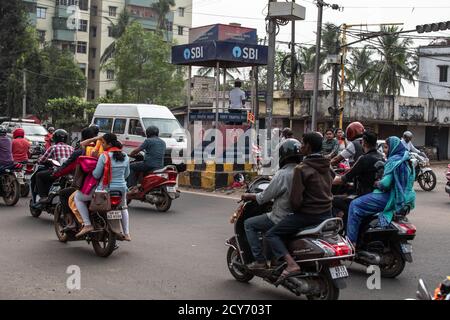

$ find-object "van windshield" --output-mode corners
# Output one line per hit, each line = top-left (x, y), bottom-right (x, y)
(142, 118), (181, 138)
(22, 125), (48, 136)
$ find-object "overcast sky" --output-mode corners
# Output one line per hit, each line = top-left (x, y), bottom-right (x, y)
(190, 0), (450, 97)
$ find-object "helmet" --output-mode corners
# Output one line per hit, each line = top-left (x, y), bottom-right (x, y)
(146, 126), (159, 137)
(403, 131), (413, 139)
(13, 128), (25, 139)
(48, 127), (55, 133)
(0, 126), (7, 136)
(279, 138), (302, 168)
(52, 129), (68, 144)
(282, 127), (293, 139)
(346, 122), (365, 141)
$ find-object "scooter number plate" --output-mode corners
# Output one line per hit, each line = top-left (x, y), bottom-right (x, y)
(329, 265), (349, 279)
(15, 172), (25, 179)
(166, 186), (177, 193)
(107, 211), (122, 220)
(401, 243), (413, 254)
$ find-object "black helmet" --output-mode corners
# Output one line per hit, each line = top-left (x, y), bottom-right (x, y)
(279, 138), (302, 168)
(52, 129), (68, 144)
(0, 126), (7, 136)
(146, 125), (159, 137)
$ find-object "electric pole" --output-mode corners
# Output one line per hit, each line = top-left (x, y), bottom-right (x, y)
(266, 0), (277, 143)
(289, 0), (296, 129)
(22, 69), (27, 119)
(311, 0), (324, 132)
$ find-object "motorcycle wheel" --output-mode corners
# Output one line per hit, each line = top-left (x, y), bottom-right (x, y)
(155, 193), (172, 212)
(92, 230), (117, 258)
(226, 246), (254, 283)
(29, 199), (42, 218)
(53, 203), (68, 243)
(20, 183), (30, 198)
(418, 171), (437, 191)
(2, 174), (20, 206)
(306, 270), (340, 301)
(380, 248), (406, 278)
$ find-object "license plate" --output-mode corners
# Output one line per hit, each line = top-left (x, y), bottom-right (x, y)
(15, 172), (24, 179)
(401, 243), (413, 254)
(329, 265), (349, 279)
(107, 210), (122, 220)
(166, 186), (177, 193)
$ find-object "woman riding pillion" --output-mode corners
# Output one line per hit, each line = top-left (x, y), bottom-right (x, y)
(346, 136), (416, 245)
(75, 133), (131, 241)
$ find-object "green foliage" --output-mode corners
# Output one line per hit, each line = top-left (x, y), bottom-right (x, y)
(100, 10), (133, 65)
(46, 97), (95, 129)
(108, 22), (184, 107)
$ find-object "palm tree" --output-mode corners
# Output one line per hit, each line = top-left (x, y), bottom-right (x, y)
(345, 47), (375, 92)
(152, 0), (175, 32)
(320, 23), (340, 73)
(298, 46), (317, 73)
(100, 10), (133, 65)
(366, 26), (417, 95)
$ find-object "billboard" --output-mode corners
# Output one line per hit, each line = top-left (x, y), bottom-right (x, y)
(189, 24), (257, 44)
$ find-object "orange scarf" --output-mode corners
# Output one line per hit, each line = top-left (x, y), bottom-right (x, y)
(102, 147), (122, 186)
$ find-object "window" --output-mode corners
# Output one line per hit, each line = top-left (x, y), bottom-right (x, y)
(89, 68), (95, 79)
(76, 41), (87, 54)
(109, 6), (117, 17)
(177, 26), (184, 36)
(56, 0), (78, 5)
(90, 25), (97, 37)
(108, 27), (113, 37)
(112, 119), (127, 134)
(79, 0), (88, 11)
(128, 119), (145, 136)
(142, 118), (181, 138)
(106, 70), (115, 80)
(91, 5), (97, 16)
(166, 21), (173, 32)
(78, 19), (88, 32)
(90, 47), (96, 58)
(37, 30), (46, 42)
(37, 7), (46, 19)
(438, 65), (448, 83)
(93, 118), (113, 133)
(88, 89), (95, 100)
(79, 63), (86, 76)
(178, 7), (185, 17)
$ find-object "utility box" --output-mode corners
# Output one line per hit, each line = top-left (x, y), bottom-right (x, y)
(327, 54), (342, 64)
(268, 2), (306, 21)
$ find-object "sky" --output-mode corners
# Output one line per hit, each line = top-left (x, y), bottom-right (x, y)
(189, 0), (450, 97)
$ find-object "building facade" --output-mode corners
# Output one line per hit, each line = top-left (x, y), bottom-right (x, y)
(23, 0), (193, 100)
(419, 41), (450, 100)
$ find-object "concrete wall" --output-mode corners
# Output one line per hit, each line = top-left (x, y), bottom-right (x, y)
(406, 125), (426, 147)
(418, 45), (450, 100)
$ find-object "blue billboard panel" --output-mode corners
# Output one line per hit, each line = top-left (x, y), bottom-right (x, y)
(189, 24), (257, 44)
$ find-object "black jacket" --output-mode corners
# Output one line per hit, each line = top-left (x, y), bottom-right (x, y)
(341, 149), (384, 196)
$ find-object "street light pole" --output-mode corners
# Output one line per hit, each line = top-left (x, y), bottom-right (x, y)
(290, 0), (296, 129)
(266, 0), (277, 143)
(311, 0), (324, 132)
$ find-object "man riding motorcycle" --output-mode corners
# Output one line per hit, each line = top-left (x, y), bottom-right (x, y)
(332, 131), (384, 221)
(0, 126), (14, 173)
(240, 138), (302, 270)
(32, 129), (74, 209)
(401, 131), (426, 157)
(331, 122), (365, 167)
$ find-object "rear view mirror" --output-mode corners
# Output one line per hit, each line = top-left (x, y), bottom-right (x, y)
(416, 279), (432, 300)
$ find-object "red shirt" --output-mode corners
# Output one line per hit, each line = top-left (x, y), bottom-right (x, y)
(12, 138), (31, 162)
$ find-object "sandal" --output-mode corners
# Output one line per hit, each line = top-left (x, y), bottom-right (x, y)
(274, 268), (302, 286)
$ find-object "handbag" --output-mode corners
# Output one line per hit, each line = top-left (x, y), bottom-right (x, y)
(89, 189), (111, 212)
(71, 163), (86, 189)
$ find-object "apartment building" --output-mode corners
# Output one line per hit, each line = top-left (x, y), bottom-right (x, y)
(23, 0), (193, 100)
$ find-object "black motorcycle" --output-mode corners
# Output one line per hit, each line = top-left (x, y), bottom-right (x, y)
(29, 159), (72, 218)
(226, 177), (355, 300)
(0, 163), (21, 206)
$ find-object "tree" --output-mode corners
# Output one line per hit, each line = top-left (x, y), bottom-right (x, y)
(152, 0), (175, 39)
(100, 10), (133, 65)
(345, 47), (375, 92)
(320, 23), (340, 73)
(46, 97), (95, 129)
(108, 22), (184, 106)
(366, 26), (417, 95)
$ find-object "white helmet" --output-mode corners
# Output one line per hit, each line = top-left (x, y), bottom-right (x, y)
(403, 131), (413, 139)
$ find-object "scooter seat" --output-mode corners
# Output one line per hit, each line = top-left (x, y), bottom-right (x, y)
(295, 218), (344, 237)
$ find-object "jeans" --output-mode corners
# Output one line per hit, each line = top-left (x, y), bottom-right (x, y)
(346, 192), (390, 243)
(266, 211), (332, 260)
(127, 161), (154, 187)
(244, 214), (275, 262)
(36, 169), (56, 198)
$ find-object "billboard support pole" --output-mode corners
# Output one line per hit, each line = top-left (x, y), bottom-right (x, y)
(185, 66), (192, 129)
(215, 62), (220, 128)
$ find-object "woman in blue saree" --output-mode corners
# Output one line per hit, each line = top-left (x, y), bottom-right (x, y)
(346, 136), (416, 245)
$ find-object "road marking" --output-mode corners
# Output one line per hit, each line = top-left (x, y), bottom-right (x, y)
(181, 190), (241, 200)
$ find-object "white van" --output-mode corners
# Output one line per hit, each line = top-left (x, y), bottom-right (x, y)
(90, 104), (187, 162)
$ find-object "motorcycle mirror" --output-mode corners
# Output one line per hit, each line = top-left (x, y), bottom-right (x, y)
(416, 279), (432, 300)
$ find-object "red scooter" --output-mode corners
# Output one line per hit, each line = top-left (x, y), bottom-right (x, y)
(127, 156), (181, 212)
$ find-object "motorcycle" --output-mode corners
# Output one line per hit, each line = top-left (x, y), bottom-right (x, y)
(409, 277), (450, 300)
(226, 177), (355, 300)
(410, 152), (436, 191)
(445, 164), (450, 197)
(127, 154), (181, 212)
(54, 190), (126, 257)
(0, 163), (21, 206)
(18, 160), (35, 197)
(29, 159), (72, 218)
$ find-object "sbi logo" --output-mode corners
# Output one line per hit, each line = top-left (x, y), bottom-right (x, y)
(184, 47), (204, 60)
(232, 46), (259, 60)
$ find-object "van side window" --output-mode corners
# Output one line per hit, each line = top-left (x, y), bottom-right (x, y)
(93, 117), (113, 133)
(128, 119), (145, 137)
(112, 118), (126, 134)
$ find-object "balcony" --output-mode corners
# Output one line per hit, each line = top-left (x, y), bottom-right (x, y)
(52, 17), (75, 41)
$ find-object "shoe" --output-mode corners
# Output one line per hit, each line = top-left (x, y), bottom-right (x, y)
(247, 261), (267, 270)
(123, 234), (131, 242)
(75, 225), (94, 238)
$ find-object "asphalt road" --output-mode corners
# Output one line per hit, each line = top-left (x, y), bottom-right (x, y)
(0, 167), (448, 300)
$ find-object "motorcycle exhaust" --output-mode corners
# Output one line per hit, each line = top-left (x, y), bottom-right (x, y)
(357, 250), (381, 265)
(284, 277), (322, 296)
(145, 194), (164, 204)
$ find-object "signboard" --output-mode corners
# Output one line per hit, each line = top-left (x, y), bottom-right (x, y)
(189, 112), (249, 122)
(303, 72), (323, 91)
(245, 90), (267, 101)
(189, 24), (257, 44)
(172, 41), (268, 66)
